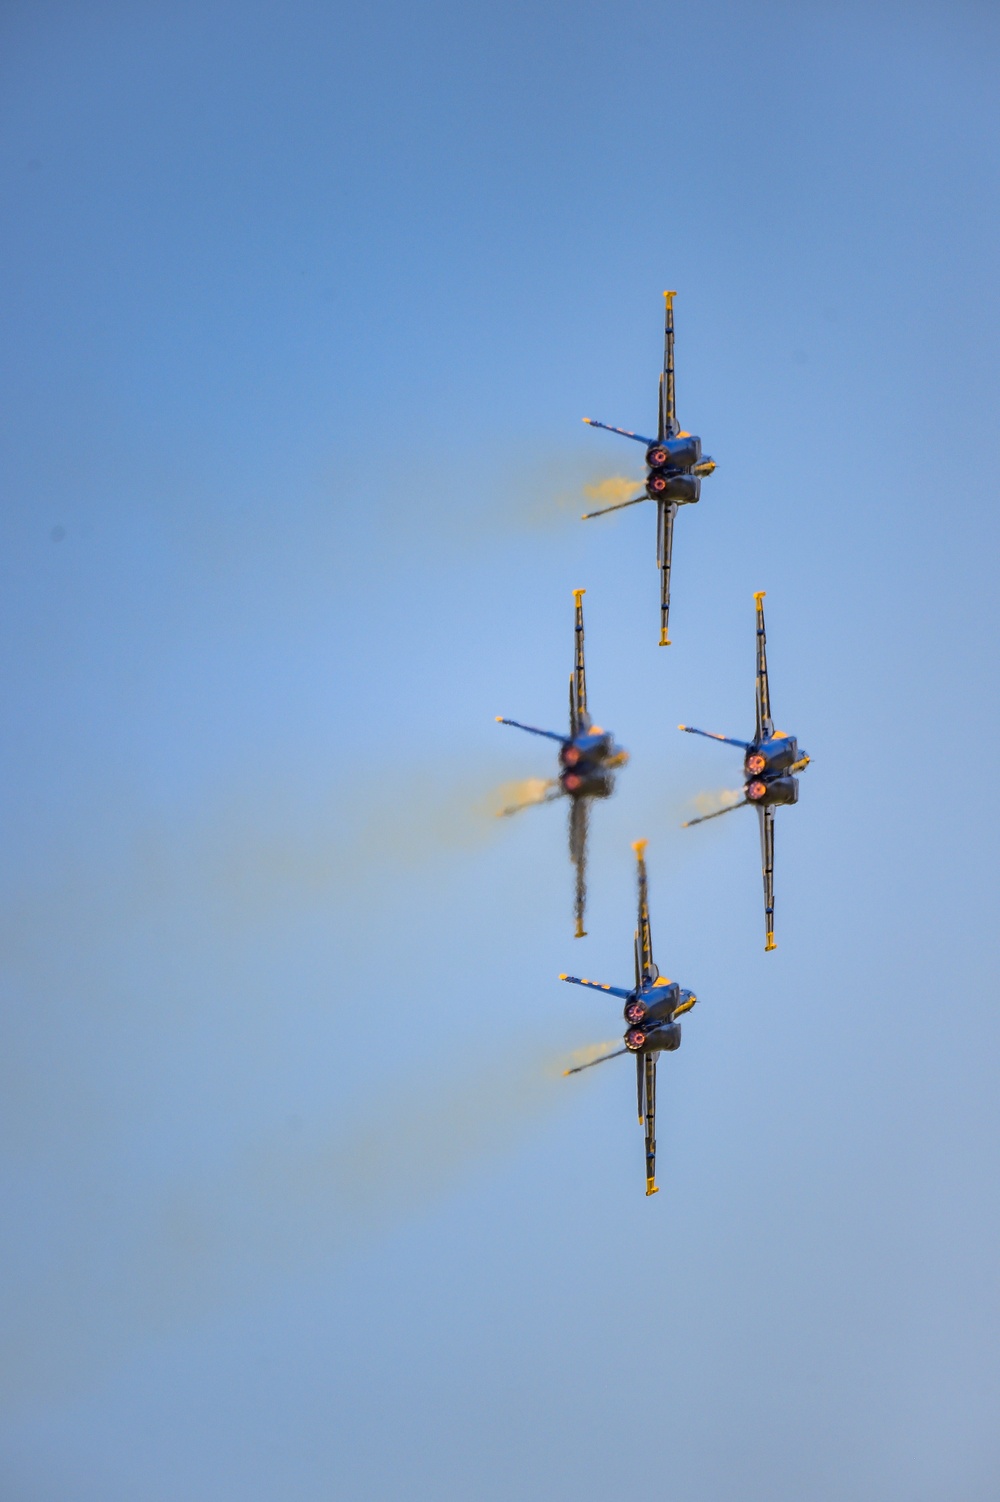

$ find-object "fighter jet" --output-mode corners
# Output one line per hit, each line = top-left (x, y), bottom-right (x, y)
(581, 291), (716, 645)
(496, 589), (627, 938)
(679, 591), (810, 951)
(560, 839), (699, 1197)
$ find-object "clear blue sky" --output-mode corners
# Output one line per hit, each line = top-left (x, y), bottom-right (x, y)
(2, 2), (999, 1497)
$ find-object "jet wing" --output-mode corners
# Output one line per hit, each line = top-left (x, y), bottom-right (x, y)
(632, 839), (655, 982)
(657, 499), (677, 645)
(569, 795), (590, 939)
(754, 591), (774, 743)
(571, 589), (589, 733)
(643, 1052), (658, 1195)
(758, 802), (776, 951)
(658, 291), (679, 442)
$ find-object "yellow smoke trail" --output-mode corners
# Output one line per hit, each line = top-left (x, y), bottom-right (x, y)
(0, 1038), (601, 1403)
(582, 474), (644, 505)
(689, 787), (743, 818)
(486, 777), (558, 819)
(556, 1039), (624, 1076)
(442, 458), (645, 537)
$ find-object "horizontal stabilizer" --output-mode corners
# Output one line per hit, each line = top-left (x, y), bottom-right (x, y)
(678, 724), (750, 749)
(559, 974), (632, 1000)
(682, 799), (748, 829)
(495, 716), (566, 744)
(497, 784), (562, 818)
(581, 493), (649, 521)
(583, 418), (656, 445)
(563, 1046), (629, 1077)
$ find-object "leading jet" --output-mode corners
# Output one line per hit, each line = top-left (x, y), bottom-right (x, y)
(496, 589), (627, 938)
(560, 840), (699, 1196)
(581, 291), (716, 645)
(679, 591), (810, 951)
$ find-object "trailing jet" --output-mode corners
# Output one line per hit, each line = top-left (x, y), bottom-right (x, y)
(560, 839), (699, 1196)
(581, 291), (715, 644)
(496, 589), (627, 938)
(679, 591), (810, 951)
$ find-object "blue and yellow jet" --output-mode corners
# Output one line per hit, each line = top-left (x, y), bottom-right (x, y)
(497, 589), (627, 938)
(560, 839), (699, 1197)
(679, 591), (810, 951)
(581, 291), (716, 645)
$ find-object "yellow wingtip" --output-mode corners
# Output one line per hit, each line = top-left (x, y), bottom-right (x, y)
(659, 630), (671, 646)
(663, 289), (676, 303)
(582, 417), (592, 424)
(765, 933), (776, 951)
(754, 590), (767, 603)
(632, 838), (648, 858)
(646, 1181), (659, 1196)
(573, 587), (586, 601)
(558, 973), (569, 980)
(495, 715), (503, 722)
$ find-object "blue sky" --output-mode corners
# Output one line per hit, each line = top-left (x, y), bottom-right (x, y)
(2, 2), (1000, 1497)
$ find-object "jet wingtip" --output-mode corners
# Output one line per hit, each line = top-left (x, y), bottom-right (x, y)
(646, 1181), (659, 1196)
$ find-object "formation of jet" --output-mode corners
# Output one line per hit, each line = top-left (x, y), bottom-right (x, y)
(490, 295), (808, 1196)
(679, 591), (810, 950)
(560, 840), (698, 1196)
(581, 291), (716, 645)
(496, 589), (628, 937)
